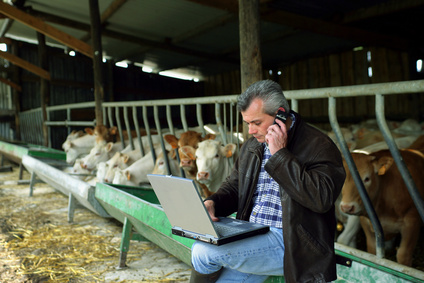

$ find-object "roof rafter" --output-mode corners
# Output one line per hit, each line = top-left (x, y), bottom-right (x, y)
(0, 1), (93, 58)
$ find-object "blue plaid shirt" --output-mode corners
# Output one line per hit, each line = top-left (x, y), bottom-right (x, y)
(249, 144), (283, 228)
(249, 112), (295, 228)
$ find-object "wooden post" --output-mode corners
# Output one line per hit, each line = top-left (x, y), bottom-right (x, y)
(11, 41), (21, 140)
(37, 32), (49, 147)
(89, 0), (104, 126)
(239, 0), (262, 92)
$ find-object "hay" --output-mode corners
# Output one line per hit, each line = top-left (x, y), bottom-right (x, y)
(4, 223), (120, 282)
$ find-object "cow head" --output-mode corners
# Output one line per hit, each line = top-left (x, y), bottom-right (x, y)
(164, 131), (216, 178)
(195, 140), (236, 185)
(340, 152), (394, 215)
(86, 125), (118, 144)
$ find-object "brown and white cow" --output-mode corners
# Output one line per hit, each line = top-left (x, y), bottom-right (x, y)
(339, 149), (424, 266)
(164, 131), (216, 198)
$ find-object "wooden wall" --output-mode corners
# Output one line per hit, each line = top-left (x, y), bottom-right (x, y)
(203, 47), (423, 130)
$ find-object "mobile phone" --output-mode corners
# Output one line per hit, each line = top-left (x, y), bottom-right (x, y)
(274, 107), (288, 125)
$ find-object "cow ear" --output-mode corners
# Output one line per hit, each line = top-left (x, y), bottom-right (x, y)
(224, 143), (237, 158)
(122, 154), (130, 163)
(374, 156), (394, 175)
(203, 134), (216, 140)
(125, 170), (131, 180)
(106, 142), (114, 152)
(164, 135), (179, 149)
(109, 126), (118, 135)
(85, 127), (94, 135)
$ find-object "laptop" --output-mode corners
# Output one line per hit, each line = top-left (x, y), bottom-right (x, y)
(147, 174), (270, 245)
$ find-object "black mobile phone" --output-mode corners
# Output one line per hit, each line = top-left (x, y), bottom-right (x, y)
(274, 107), (288, 125)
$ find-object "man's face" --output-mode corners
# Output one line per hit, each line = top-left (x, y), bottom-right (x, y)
(241, 98), (275, 143)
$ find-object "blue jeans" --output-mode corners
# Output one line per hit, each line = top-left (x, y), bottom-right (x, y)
(191, 227), (284, 283)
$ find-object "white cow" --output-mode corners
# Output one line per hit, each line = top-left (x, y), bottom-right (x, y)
(64, 134), (96, 164)
(112, 148), (180, 187)
(112, 148), (163, 186)
(195, 140), (237, 193)
(81, 142), (123, 170)
(62, 130), (85, 151)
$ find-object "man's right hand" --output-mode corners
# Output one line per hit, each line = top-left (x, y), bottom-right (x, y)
(204, 200), (219, 222)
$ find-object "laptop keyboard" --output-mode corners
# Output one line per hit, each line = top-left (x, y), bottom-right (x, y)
(214, 221), (246, 236)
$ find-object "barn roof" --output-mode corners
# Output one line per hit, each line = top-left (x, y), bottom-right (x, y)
(0, 0), (423, 80)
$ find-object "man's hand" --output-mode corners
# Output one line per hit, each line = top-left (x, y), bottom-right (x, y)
(265, 118), (288, 155)
(204, 200), (219, 222)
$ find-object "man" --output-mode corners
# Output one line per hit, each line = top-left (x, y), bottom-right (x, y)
(190, 80), (346, 282)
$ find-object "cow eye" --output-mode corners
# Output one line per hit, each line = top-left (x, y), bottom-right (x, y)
(215, 154), (219, 158)
(363, 176), (370, 183)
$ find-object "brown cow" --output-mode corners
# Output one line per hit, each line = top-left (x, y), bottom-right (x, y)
(339, 149), (424, 266)
(164, 131), (215, 198)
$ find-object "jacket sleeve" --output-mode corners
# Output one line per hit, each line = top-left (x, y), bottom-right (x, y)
(206, 153), (241, 217)
(265, 141), (345, 213)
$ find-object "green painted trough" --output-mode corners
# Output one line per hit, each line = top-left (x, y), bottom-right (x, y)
(95, 182), (424, 283)
(0, 139), (66, 164)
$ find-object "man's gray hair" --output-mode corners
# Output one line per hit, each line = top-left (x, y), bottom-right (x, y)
(237, 80), (290, 115)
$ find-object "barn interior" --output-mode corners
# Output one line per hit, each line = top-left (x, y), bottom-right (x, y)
(0, 0), (424, 281)
(0, 0), (423, 147)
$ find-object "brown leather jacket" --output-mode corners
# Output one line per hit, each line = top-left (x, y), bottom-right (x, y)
(208, 111), (346, 283)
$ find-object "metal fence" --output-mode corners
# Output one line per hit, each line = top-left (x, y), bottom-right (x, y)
(17, 79), (424, 261)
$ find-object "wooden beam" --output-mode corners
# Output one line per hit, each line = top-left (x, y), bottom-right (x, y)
(90, 0), (105, 126)
(0, 50), (50, 80)
(262, 9), (409, 50)
(239, 0), (262, 91)
(24, 8), (239, 66)
(0, 1), (93, 58)
(80, 0), (127, 42)
(341, 0), (424, 23)
(187, 0), (410, 50)
(0, 77), (22, 92)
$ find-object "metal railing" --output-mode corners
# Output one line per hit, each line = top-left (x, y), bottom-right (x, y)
(18, 79), (424, 260)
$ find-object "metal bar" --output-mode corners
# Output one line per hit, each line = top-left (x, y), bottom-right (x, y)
(215, 103), (227, 144)
(45, 121), (96, 127)
(132, 106), (145, 157)
(328, 97), (385, 258)
(375, 94), (424, 223)
(107, 106), (114, 127)
(166, 105), (185, 177)
(230, 103), (234, 143)
(66, 108), (71, 135)
(166, 105), (175, 135)
(115, 107), (125, 149)
(123, 106), (134, 150)
(291, 98), (298, 112)
(196, 104), (206, 136)
(180, 105), (188, 132)
(153, 105), (171, 174)
(142, 105), (156, 162)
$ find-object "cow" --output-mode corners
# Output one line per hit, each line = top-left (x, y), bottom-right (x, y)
(164, 131), (216, 198)
(85, 125), (158, 145)
(164, 131), (215, 177)
(339, 149), (424, 266)
(327, 127), (357, 152)
(62, 130), (85, 151)
(64, 133), (96, 164)
(112, 148), (179, 187)
(408, 134), (424, 153)
(80, 142), (123, 170)
(195, 139), (237, 193)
